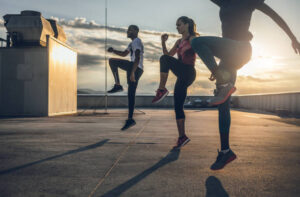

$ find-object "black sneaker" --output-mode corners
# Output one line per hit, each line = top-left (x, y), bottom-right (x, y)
(210, 149), (237, 170)
(108, 84), (123, 93)
(121, 119), (136, 130)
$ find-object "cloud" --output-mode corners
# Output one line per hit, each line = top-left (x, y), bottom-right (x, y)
(77, 54), (105, 69)
(51, 16), (181, 37)
(46, 16), (300, 95)
(81, 37), (128, 48)
(237, 75), (277, 83)
(51, 17), (104, 30)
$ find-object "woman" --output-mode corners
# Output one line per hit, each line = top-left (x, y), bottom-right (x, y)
(152, 16), (198, 149)
(190, 0), (300, 170)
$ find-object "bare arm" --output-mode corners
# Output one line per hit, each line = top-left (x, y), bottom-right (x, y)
(161, 34), (180, 56)
(257, 3), (300, 54)
(107, 47), (130, 57)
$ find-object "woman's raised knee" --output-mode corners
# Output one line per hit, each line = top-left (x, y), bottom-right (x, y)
(159, 54), (170, 63)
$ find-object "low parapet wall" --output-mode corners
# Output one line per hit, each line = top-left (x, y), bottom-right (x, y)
(78, 95), (212, 108)
(78, 92), (300, 116)
(232, 92), (300, 116)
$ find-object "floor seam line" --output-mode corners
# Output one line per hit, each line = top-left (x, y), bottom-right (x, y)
(88, 116), (152, 197)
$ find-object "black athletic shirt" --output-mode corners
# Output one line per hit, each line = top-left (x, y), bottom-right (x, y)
(211, 0), (265, 41)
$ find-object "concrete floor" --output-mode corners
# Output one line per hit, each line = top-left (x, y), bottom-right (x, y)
(0, 109), (299, 197)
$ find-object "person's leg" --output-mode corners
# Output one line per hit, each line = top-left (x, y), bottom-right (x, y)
(152, 55), (180, 104)
(218, 97), (231, 151)
(217, 69), (236, 149)
(128, 82), (137, 120)
(210, 73), (238, 170)
(159, 55), (180, 89)
(174, 81), (187, 136)
(190, 36), (250, 105)
(108, 58), (132, 93)
(173, 67), (196, 149)
(109, 58), (130, 84)
(121, 68), (143, 131)
(190, 36), (251, 80)
(173, 80), (190, 149)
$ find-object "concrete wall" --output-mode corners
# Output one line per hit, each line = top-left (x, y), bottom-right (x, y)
(232, 92), (300, 116)
(78, 95), (212, 108)
(78, 93), (300, 116)
(0, 36), (77, 117)
(0, 47), (48, 116)
(47, 36), (77, 116)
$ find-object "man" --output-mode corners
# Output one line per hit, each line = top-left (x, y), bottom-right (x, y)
(190, 0), (300, 170)
(107, 25), (144, 130)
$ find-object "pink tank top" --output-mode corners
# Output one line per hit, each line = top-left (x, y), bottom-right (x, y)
(176, 39), (196, 66)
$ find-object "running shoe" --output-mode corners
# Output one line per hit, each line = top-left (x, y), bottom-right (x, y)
(152, 89), (169, 104)
(173, 135), (190, 149)
(210, 149), (237, 170)
(207, 83), (236, 106)
(108, 84), (123, 93)
(121, 119), (136, 130)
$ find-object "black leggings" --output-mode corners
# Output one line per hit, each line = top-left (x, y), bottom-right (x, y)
(160, 55), (196, 119)
(109, 58), (143, 119)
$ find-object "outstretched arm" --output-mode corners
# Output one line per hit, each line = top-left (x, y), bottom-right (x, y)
(256, 3), (300, 54)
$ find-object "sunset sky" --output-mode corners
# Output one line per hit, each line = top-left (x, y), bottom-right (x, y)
(0, 0), (300, 95)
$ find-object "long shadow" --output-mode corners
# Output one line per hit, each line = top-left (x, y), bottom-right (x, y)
(205, 176), (229, 197)
(0, 139), (109, 175)
(100, 148), (181, 197)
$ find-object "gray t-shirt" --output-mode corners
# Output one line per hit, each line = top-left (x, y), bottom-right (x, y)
(211, 0), (265, 41)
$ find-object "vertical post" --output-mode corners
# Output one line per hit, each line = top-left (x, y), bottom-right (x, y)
(104, 0), (108, 113)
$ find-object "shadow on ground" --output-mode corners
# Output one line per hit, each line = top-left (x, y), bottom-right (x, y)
(99, 148), (181, 197)
(0, 139), (109, 176)
(205, 176), (229, 197)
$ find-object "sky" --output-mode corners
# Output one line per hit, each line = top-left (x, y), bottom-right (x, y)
(0, 0), (300, 95)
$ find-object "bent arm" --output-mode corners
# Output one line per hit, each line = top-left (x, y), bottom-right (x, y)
(112, 49), (130, 57)
(162, 39), (180, 56)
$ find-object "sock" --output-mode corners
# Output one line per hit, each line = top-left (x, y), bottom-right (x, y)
(221, 149), (230, 154)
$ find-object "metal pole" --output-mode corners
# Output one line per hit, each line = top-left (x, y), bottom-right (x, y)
(104, 0), (108, 113)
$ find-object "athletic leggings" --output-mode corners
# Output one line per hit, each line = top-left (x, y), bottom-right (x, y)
(109, 58), (143, 119)
(160, 55), (196, 120)
(190, 36), (252, 134)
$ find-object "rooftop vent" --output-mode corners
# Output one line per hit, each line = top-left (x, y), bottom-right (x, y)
(3, 10), (66, 47)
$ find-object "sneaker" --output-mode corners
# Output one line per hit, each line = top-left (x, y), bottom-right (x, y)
(108, 84), (123, 93)
(210, 149), (237, 170)
(152, 89), (169, 104)
(173, 135), (190, 149)
(207, 83), (236, 106)
(121, 119), (136, 130)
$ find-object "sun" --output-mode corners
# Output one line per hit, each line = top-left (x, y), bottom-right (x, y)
(238, 42), (279, 77)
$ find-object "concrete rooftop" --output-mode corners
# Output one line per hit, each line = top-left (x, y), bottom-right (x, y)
(0, 109), (300, 197)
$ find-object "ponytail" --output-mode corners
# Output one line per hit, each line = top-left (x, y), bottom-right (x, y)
(177, 16), (200, 36)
